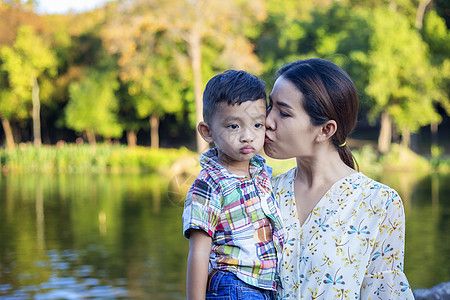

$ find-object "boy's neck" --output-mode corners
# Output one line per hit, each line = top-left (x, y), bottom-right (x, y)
(216, 155), (251, 177)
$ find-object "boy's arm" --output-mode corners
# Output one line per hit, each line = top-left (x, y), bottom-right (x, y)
(187, 229), (212, 300)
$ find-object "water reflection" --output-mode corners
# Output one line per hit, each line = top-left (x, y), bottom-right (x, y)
(0, 172), (448, 298)
(0, 174), (188, 299)
(379, 172), (450, 290)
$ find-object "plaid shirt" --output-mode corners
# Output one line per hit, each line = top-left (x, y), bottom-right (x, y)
(183, 148), (284, 291)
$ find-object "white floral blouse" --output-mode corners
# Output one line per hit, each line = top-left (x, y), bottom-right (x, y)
(273, 169), (414, 299)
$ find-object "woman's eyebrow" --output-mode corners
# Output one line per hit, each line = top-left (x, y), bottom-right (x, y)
(276, 101), (294, 109)
(269, 95), (293, 110)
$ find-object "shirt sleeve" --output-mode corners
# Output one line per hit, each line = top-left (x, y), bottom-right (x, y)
(182, 177), (222, 239)
(360, 189), (414, 299)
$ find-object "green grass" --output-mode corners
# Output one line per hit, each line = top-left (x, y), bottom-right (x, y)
(1, 143), (447, 175)
(0, 144), (195, 174)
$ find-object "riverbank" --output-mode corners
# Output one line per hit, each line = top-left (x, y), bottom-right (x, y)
(0, 144), (195, 175)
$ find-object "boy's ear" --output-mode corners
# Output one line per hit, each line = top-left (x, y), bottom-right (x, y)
(315, 120), (337, 143)
(197, 121), (214, 144)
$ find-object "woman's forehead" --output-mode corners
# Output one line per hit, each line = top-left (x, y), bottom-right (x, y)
(270, 77), (303, 107)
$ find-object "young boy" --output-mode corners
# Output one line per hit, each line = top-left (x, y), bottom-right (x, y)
(182, 70), (284, 299)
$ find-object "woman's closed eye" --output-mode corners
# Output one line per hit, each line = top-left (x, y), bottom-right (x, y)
(279, 110), (291, 117)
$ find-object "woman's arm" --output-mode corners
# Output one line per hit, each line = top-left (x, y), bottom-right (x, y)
(187, 229), (212, 300)
(360, 190), (414, 299)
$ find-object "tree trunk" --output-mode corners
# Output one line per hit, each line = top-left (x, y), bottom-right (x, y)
(127, 130), (137, 148)
(150, 114), (159, 149)
(389, 1), (397, 11)
(416, 0), (432, 30)
(1, 118), (15, 148)
(378, 111), (392, 153)
(188, 23), (209, 154)
(430, 122), (438, 157)
(86, 129), (96, 146)
(31, 75), (41, 147)
(401, 127), (411, 149)
(430, 122), (438, 145)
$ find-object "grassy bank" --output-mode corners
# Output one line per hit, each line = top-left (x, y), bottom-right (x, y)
(0, 144), (196, 175)
(1, 143), (448, 176)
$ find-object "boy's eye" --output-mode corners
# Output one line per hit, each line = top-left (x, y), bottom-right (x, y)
(254, 123), (264, 129)
(227, 124), (239, 130)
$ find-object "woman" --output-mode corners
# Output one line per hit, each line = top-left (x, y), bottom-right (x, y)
(264, 58), (414, 299)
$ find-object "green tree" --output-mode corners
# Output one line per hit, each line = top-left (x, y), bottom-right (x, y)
(102, 4), (188, 149)
(422, 10), (450, 152)
(256, 0), (335, 85)
(0, 88), (26, 148)
(422, 10), (450, 112)
(265, 3), (441, 152)
(102, 0), (265, 151)
(1, 25), (57, 147)
(137, 0), (266, 152)
(65, 70), (122, 145)
(345, 0), (420, 23)
(0, 2), (43, 147)
(357, 8), (439, 151)
(48, 10), (113, 144)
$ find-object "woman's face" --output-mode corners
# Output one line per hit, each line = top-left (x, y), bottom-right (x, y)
(264, 76), (319, 159)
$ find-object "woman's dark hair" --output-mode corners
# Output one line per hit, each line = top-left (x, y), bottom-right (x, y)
(276, 58), (358, 169)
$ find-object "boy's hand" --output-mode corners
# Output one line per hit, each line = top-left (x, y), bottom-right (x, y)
(187, 230), (212, 300)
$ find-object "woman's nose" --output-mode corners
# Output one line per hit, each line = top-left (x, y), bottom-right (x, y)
(266, 110), (275, 131)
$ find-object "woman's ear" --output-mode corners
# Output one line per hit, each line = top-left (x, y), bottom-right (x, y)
(197, 121), (214, 144)
(316, 120), (337, 143)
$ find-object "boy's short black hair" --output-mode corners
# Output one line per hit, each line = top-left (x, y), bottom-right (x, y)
(202, 70), (267, 124)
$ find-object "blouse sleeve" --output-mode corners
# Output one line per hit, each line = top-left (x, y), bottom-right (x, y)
(360, 189), (414, 299)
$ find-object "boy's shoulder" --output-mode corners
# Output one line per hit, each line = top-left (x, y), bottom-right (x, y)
(190, 167), (220, 188)
(188, 160), (234, 194)
(184, 168), (222, 205)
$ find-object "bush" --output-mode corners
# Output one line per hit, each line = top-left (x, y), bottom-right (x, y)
(352, 145), (383, 177)
(380, 144), (430, 173)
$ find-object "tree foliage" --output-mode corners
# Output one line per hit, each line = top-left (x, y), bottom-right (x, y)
(1, 26), (56, 100)
(66, 70), (122, 144)
(0, 0), (448, 153)
(0, 25), (57, 146)
(256, 2), (448, 150)
(423, 10), (450, 114)
(101, 2), (188, 148)
(361, 8), (439, 133)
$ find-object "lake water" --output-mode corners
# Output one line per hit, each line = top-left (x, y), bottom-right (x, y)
(0, 171), (449, 299)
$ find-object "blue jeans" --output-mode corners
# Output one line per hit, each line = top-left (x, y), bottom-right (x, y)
(206, 270), (276, 300)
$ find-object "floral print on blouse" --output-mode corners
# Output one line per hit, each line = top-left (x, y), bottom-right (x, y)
(273, 169), (414, 299)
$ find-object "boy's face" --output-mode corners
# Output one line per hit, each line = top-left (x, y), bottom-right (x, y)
(206, 99), (267, 171)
